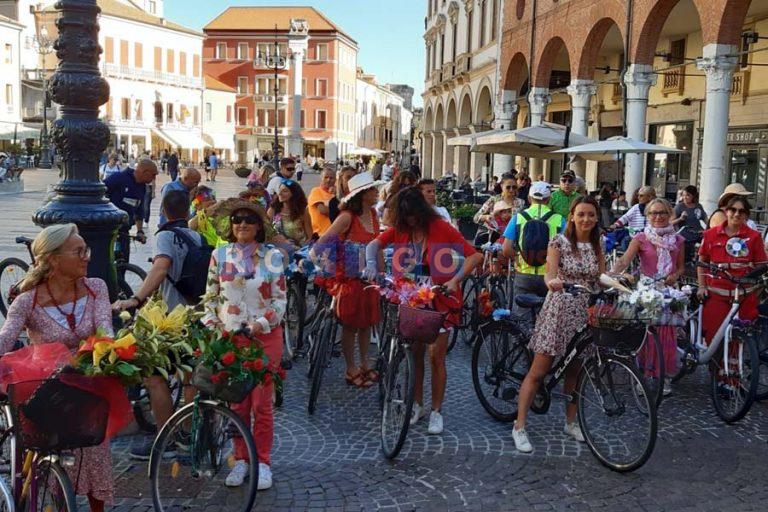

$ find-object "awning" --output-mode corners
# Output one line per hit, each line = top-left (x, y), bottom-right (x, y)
(446, 128), (508, 147)
(0, 123), (40, 141)
(202, 131), (235, 151)
(152, 127), (209, 149)
(471, 122), (601, 160)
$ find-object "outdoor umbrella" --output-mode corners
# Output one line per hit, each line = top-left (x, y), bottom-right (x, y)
(348, 147), (382, 157)
(470, 122), (603, 160)
(446, 128), (510, 147)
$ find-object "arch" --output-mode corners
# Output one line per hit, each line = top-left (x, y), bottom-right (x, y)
(424, 103), (434, 131)
(458, 91), (473, 127)
(576, 17), (625, 79)
(715, 0), (753, 47)
(434, 102), (445, 130)
(633, 0), (703, 65)
(474, 85), (493, 125)
(445, 98), (458, 129)
(502, 52), (529, 93)
(533, 36), (571, 87)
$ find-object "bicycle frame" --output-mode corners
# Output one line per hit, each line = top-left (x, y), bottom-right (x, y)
(543, 327), (594, 400)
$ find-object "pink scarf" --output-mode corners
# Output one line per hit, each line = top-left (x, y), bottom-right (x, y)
(643, 225), (678, 277)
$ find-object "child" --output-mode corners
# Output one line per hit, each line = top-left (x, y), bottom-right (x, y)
(490, 200), (514, 241)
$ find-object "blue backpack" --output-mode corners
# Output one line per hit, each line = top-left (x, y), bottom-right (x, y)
(516, 210), (555, 267)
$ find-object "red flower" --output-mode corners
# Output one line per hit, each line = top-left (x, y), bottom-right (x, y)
(115, 345), (137, 361)
(258, 281), (272, 300)
(277, 276), (286, 292)
(193, 348), (202, 357)
(232, 334), (251, 349)
(222, 330), (230, 338)
(221, 351), (236, 366)
(254, 359), (264, 371)
(210, 371), (229, 384)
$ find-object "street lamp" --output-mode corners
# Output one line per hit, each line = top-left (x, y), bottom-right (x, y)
(33, 22), (54, 169)
(256, 25), (289, 170)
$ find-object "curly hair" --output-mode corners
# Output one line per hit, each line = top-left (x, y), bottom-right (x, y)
(390, 186), (440, 233)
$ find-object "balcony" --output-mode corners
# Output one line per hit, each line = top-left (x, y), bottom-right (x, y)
(441, 62), (455, 81)
(22, 106), (44, 120)
(254, 94), (289, 104)
(103, 64), (203, 89)
(731, 70), (749, 104)
(660, 69), (685, 96)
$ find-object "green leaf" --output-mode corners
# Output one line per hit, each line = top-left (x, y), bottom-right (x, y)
(156, 366), (169, 380)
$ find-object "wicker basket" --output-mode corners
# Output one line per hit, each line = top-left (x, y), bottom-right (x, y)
(590, 319), (647, 352)
(397, 304), (446, 344)
(191, 364), (255, 404)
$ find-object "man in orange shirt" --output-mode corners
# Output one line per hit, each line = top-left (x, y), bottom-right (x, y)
(307, 166), (336, 235)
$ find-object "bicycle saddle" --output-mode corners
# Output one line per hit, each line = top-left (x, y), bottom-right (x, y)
(514, 294), (544, 309)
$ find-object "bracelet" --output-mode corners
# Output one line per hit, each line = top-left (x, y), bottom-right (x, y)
(130, 295), (146, 307)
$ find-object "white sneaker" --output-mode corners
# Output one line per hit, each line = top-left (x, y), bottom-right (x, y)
(663, 378), (672, 397)
(427, 410), (443, 435)
(225, 460), (249, 487)
(257, 463), (273, 490)
(512, 421), (533, 453)
(564, 422), (585, 443)
(410, 403), (425, 425)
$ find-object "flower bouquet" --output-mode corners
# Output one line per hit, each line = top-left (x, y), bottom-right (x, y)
(190, 328), (284, 403)
(589, 276), (691, 329)
(377, 276), (436, 308)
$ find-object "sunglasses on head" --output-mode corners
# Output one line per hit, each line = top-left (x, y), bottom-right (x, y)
(560, 177), (574, 184)
(281, 178), (295, 187)
(230, 214), (260, 225)
(726, 207), (749, 216)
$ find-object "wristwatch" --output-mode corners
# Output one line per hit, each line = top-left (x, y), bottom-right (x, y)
(130, 295), (146, 307)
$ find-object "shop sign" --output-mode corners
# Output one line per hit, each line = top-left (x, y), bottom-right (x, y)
(727, 129), (768, 144)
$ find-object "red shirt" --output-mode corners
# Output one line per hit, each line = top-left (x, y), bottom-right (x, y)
(377, 219), (477, 285)
(699, 222), (768, 291)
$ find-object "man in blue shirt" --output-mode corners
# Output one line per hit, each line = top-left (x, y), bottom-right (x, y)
(209, 150), (219, 182)
(157, 167), (201, 226)
(105, 157), (158, 263)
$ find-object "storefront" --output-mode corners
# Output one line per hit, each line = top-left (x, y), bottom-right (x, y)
(725, 126), (768, 221)
(646, 122), (693, 202)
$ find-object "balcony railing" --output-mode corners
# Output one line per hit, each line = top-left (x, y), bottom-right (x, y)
(253, 126), (288, 136)
(660, 69), (685, 96)
(103, 63), (203, 89)
(612, 82), (622, 103)
(731, 70), (749, 104)
(22, 106), (43, 119)
(254, 94), (289, 103)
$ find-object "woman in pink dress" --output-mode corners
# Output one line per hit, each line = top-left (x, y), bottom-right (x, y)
(0, 224), (115, 512)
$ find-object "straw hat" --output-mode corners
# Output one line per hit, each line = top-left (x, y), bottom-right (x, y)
(341, 172), (386, 204)
(719, 183), (753, 201)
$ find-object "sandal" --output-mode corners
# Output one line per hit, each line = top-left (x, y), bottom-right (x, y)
(345, 370), (373, 388)
(360, 367), (379, 383)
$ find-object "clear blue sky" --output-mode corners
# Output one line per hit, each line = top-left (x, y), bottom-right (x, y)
(165, 0), (425, 107)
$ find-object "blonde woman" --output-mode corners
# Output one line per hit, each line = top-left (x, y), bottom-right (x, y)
(0, 224), (115, 512)
(328, 165), (357, 222)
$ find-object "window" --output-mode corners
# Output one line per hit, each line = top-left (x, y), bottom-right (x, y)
(491, 0), (498, 41)
(192, 54), (200, 77)
(256, 109), (267, 126)
(256, 78), (267, 95)
(277, 110), (286, 128)
(316, 110), (327, 129)
(278, 78), (287, 95)
(480, 0), (487, 47)
(451, 22), (457, 61)
(226, 105), (232, 123)
(670, 38), (686, 66)
(3, 43), (11, 64)
(237, 107), (247, 126)
(166, 102), (173, 122)
(467, 11), (473, 52)
(134, 99), (142, 120)
(237, 76), (248, 94)
(237, 42), (249, 60)
(204, 102), (212, 122)
(154, 46), (162, 71)
(149, 0), (156, 14)
(315, 79), (327, 97)
(215, 42), (227, 59)
(154, 101), (162, 122)
(300, 109), (305, 128)
(167, 49), (175, 73)
(104, 37), (114, 64)
(4, 84), (11, 105)
(316, 44), (327, 61)
(179, 51), (187, 76)
(302, 78), (307, 96)
(439, 32), (445, 67)
(256, 43), (270, 60)
(119, 39), (128, 66)
(134, 42), (143, 68)
(121, 97), (130, 120)
(193, 105), (199, 125)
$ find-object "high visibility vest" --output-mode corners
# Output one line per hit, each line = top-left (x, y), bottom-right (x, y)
(514, 205), (563, 275)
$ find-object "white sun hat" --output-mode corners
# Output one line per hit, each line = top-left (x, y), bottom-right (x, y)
(341, 172), (386, 204)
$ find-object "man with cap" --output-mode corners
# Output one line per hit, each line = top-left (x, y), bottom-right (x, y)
(502, 182), (566, 314)
(266, 157), (297, 196)
(549, 170), (582, 218)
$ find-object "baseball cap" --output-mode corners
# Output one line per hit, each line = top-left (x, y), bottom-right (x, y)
(530, 181), (552, 200)
(560, 170), (576, 180)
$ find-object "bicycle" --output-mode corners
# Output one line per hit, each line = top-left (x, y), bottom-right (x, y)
(303, 279), (340, 415)
(471, 284), (657, 472)
(668, 261), (764, 423)
(0, 235), (147, 317)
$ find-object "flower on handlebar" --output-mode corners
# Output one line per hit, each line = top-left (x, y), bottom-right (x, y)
(377, 276), (437, 309)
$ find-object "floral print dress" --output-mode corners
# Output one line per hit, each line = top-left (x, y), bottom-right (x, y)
(529, 235), (600, 357)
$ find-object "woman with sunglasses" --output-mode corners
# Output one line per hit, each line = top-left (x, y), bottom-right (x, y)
(611, 198), (685, 396)
(698, 196), (768, 346)
(473, 173), (524, 243)
(268, 179), (313, 250)
(202, 200), (287, 491)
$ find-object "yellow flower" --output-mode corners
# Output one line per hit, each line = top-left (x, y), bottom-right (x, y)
(108, 333), (137, 364)
(93, 340), (112, 367)
(140, 300), (187, 336)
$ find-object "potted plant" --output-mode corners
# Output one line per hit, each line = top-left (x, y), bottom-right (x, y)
(452, 203), (480, 240)
(234, 166), (251, 178)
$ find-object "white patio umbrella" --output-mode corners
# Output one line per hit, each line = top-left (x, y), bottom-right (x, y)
(446, 128), (510, 147)
(348, 147), (382, 157)
(551, 136), (688, 159)
(470, 122), (604, 160)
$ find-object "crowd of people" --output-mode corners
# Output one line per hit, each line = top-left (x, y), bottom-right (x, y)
(2, 153), (767, 508)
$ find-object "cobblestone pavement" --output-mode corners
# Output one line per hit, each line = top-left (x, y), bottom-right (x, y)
(3, 170), (768, 511)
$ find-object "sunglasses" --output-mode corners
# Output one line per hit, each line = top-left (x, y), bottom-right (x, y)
(285, 167), (296, 172)
(647, 210), (669, 217)
(504, 185), (517, 190)
(726, 207), (749, 216)
(560, 177), (574, 184)
(230, 214), (260, 225)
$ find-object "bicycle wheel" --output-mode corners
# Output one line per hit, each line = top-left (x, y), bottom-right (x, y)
(150, 400), (258, 512)
(116, 262), (147, 300)
(302, 280), (320, 327)
(0, 257), (28, 318)
(577, 356), (657, 472)
(308, 316), (335, 415)
(632, 327), (665, 408)
(449, 278), (479, 352)
(757, 334), (768, 401)
(131, 376), (183, 433)
(380, 343), (414, 459)
(710, 330), (759, 423)
(471, 325), (530, 422)
(669, 324), (694, 383)
(284, 283), (305, 360)
(0, 478), (10, 512)
(26, 458), (77, 512)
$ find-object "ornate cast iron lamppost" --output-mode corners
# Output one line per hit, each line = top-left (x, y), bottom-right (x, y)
(256, 25), (289, 170)
(33, 0), (126, 301)
(32, 23), (55, 169)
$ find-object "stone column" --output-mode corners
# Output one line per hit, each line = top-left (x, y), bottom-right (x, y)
(623, 64), (656, 197)
(432, 132), (444, 177)
(34, 0), (125, 300)
(455, 127), (470, 175)
(422, 131), (433, 178)
(528, 87), (550, 178)
(287, 19), (309, 158)
(442, 130), (454, 175)
(493, 89), (517, 176)
(697, 44), (738, 215)
(567, 79), (596, 178)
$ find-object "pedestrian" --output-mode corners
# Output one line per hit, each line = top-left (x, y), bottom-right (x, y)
(160, 148), (168, 174)
(307, 166), (336, 235)
(550, 170), (582, 218)
(611, 186), (656, 232)
(142, 173), (155, 225)
(295, 155), (304, 181)
(268, 179), (312, 250)
(364, 187), (483, 435)
(328, 165), (357, 222)
(157, 168), (201, 226)
(99, 152), (121, 181)
(502, 181), (566, 316)
(611, 190), (629, 218)
(266, 157), (297, 196)
(671, 185), (708, 262)
(511, 196), (604, 453)
(312, 172), (384, 388)
(201, 200), (286, 491)
(598, 182), (614, 228)
(209, 150), (219, 182)
(611, 198), (685, 396)
(188, 186), (226, 248)
(167, 151), (179, 182)
(382, 157), (394, 181)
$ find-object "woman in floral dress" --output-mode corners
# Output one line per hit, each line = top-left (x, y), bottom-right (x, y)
(512, 196), (605, 453)
(202, 199), (287, 491)
(0, 224), (115, 511)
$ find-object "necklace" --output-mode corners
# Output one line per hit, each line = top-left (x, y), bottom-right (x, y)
(45, 280), (78, 332)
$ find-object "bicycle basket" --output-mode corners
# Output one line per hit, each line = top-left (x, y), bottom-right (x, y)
(10, 375), (109, 451)
(191, 364), (255, 404)
(397, 304), (446, 344)
(590, 319), (647, 352)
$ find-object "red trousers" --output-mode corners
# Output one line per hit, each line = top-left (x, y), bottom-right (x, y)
(231, 326), (283, 465)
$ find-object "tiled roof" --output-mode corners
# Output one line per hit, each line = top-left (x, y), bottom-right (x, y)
(204, 74), (236, 93)
(204, 6), (354, 42)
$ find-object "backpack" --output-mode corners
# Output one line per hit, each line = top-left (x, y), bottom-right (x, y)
(159, 227), (213, 304)
(516, 209), (555, 268)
